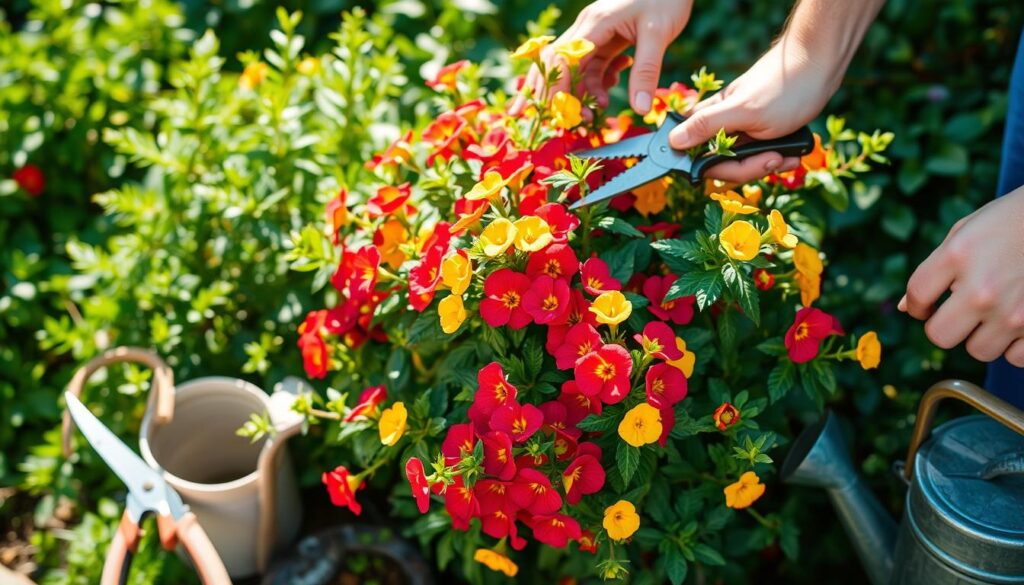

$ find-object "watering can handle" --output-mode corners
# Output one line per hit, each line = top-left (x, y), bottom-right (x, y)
(62, 347), (175, 459)
(903, 379), (1024, 481)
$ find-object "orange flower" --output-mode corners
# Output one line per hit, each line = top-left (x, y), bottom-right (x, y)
(510, 35), (554, 60)
(438, 294), (467, 334)
(441, 251), (472, 296)
(724, 471), (766, 509)
(795, 271), (821, 307)
(239, 62), (268, 90)
(378, 402), (407, 446)
(603, 500), (640, 541)
(633, 178), (669, 217)
(711, 190), (759, 215)
(719, 221), (761, 261)
(856, 331), (882, 369)
(513, 216), (554, 252)
(426, 60), (468, 92)
(768, 209), (798, 249)
(618, 403), (662, 447)
(465, 170), (506, 201)
(474, 548), (518, 577)
(374, 220), (408, 269)
(793, 243), (823, 276)
(713, 402), (740, 431)
(741, 184), (763, 206)
(801, 133), (828, 170)
(666, 337), (696, 378)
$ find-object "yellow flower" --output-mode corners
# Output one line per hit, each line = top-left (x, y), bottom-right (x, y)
(719, 221), (762, 261)
(378, 402), (408, 446)
(711, 190), (759, 215)
(376, 219), (408, 269)
(856, 331), (882, 369)
(795, 271), (820, 307)
(239, 62), (269, 90)
(474, 548), (518, 577)
(666, 337), (696, 378)
(465, 170), (506, 201)
(555, 38), (596, 65)
(512, 216), (554, 252)
(603, 500), (641, 541)
(441, 252), (472, 296)
(589, 291), (632, 326)
(618, 403), (662, 448)
(480, 218), (518, 257)
(297, 56), (320, 75)
(724, 471), (766, 509)
(550, 91), (583, 130)
(793, 243), (823, 276)
(438, 294), (467, 334)
(510, 35), (555, 60)
(768, 210), (798, 249)
(633, 178), (669, 217)
(742, 184), (763, 206)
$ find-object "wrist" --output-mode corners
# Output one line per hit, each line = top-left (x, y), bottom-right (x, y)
(780, 0), (884, 91)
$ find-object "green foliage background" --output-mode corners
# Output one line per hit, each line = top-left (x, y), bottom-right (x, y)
(1, 0), (1021, 582)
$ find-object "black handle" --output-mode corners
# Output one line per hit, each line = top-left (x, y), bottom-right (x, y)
(687, 125), (815, 184)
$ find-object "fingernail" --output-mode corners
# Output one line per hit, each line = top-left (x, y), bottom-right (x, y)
(634, 91), (651, 115)
(764, 159), (780, 172)
(897, 296), (907, 312)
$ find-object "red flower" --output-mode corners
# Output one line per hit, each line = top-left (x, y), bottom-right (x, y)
(713, 402), (740, 431)
(562, 454), (605, 505)
(767, 164), (807, 190)
(367, 183), (412, 218)
(754, 268), (775, 291)
(452, 197), (489, 235)
(423, 111), (468, 166)
(481, 431), (517, 480)
(532, 134), (573, 180)
(348, 245), (382, 300)
(12, 164), (44, 196)
(581, 258), (621, 295)
(464, 127), (512, 163)
(645, 363), (688, 409)
(444, 476), (480, 530)
(574, 344), (633, 404)
(366, 131), (414, 172)
(408, 246), (443, 312)
(480, 269), (533, 329)
(405, 457), (431, 513)
(509, 468), (562, 515)
(491, 402), (544, 443)
(517, 182), (548, 216)
(526, 243), (580, 282)
(522, 275), (570, 325)
(441, 423), (477, 464)
(529, 513), (582, 548)
(420, 221), (452, 256)
(532, 202), (580, 241)
(474, 362), (518, 413)
(784, 307), (844, 363)
(553, 323), (602, 370)
(658, 405), (675, 447)
(298, 310), (330, 379)
(633, 321), (683, 361)
(643, 275), (696, 325)
(345, 385), (388, 422)
(558, 380), (602, 426)
(325, 188), (348, 244)
(545, 289), (596, 354)
(578, 530), (598, 554)
(476, 480), (527, 550)
(426, 60), (469, 92)
(637, 221), (681, 240)
(322, 465), (363, 515)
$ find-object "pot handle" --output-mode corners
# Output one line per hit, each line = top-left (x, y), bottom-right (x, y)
(254, 377), (308, 573)
(903, 379), (1024, 481)
(62, 347), (175, 459)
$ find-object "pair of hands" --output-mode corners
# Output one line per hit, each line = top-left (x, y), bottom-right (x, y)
(516, 0), (1024, 367)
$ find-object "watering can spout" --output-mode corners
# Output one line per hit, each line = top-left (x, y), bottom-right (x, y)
(782, 412), (897, 585)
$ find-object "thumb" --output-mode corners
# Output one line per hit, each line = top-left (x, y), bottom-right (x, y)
(668, 101), (749, 150)
(628, 32), (669, 115)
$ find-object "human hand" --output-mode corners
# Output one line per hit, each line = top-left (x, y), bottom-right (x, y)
(667, 40), (841, 183)
(509, 0), (693, 116)
(899, 187), (1024, 366)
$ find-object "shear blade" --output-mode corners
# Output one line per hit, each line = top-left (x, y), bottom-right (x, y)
(570, 158), (667, 209)
(574, 134), (651, 160)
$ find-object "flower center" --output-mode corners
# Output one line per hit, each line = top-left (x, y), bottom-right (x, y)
(662, 300), (676, 310)
(493, 383), (507, 402)
(577, 341), (593, 356)
(587, 277), (603, 291)
(512, 416), (528, 435)
(795, 322), (810, 341)
(651, 378), (665, 395)
(544, 260), (561, 278)
(542, 294), (560, 312)
(594, 361), (616, 381)
(502, 291), (521, 309)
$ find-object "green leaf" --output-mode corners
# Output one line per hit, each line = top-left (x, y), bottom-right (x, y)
(767, 361), (796, 404)
(596, 216), (644, 238)
(616, 441), (640, 486)
(925, 142), (968, 176)
(576, 410), (620, 432)
(692, 543), (726, 566)
(623, 291), (650, 310)
(703, 203), (723, 235)
(666, 269), (723, 309)
(780, 522), (801, 560)
(880, 203), (917, 241)
(665, 547), (689, 585)
(756, 337), (787, 356)
(808, 360), (837, 395)
(651, 237), (710, 263)
(722, 263), (760, 326)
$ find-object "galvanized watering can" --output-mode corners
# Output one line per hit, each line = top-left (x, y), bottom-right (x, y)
(782, 380), (1024, 585)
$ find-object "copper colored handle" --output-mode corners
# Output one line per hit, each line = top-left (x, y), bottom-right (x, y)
(101, 511), (141, 585)
(176, 512), (232, 585)
(903, 379), (1024, 480)
(62, 347), (175, 458)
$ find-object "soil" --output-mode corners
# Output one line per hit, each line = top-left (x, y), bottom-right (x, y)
(1, 488), (42, 579)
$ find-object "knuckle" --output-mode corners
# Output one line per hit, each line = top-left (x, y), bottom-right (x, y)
(641, 19), (671, 36)
(1007, 347), (1024, 368)
(965, 336), (996, 363)
(924, 320), (956, 350)
(969, 287), (997, 312)
(943, 239), (970, 268)
(1006, 309), (1024, 331)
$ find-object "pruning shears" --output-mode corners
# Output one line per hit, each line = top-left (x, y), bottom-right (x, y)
(65, 392), (232, 585)
(570, 111), (815, 209)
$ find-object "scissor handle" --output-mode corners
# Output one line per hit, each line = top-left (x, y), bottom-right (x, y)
(101, 511), (140, 585)
(176, 511), (232, 585)
(687, 125), (815, 184)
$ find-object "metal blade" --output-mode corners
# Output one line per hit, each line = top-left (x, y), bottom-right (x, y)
(571, 158), (668, 209)
(573, 134), (651, 160)
(65, 392), (169, 512)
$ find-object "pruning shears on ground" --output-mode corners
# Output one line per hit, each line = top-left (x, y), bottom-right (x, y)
(570, 111), (815, 209)
(65, 392), (232, 585)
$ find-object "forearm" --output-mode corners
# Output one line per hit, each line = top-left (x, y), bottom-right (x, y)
(779, 0), (885, 93)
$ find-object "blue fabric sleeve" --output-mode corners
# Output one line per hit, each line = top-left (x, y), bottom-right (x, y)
(984, 27), (1024, 408)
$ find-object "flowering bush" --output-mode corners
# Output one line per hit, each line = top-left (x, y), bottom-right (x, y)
(283, 32), (892, 583)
